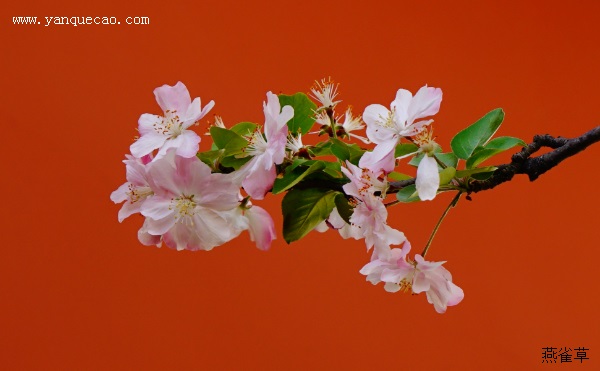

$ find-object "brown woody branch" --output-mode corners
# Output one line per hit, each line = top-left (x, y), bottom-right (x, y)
(389, 126), (600, 195)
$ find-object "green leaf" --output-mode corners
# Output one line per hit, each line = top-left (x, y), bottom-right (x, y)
(330, 138), (351, 161)
(220, 155), (251, 170)
(485, 136), (526, 150)
(210, 127), (248, 155)
(455, 166), (497, 178)
(230, 122), (257, 136)
(388, 172), (412, 181)
(396, 184), (420, 203)
(465, 136), (525, 169)
(346, 143), (366, 165)
(329, 139), (365, 165)
(278, 93), (318, 134)
(334, 193), (353, 224)
(439, 166), (456, 185)
(409, 151), (456, 169)
(450, 108), (505, 159)
(435, 152), (458, 168)
(272, 161), (327, 194)
(309, 141), (332, 157)
(395, 143), (419, 158)
(198, 150), (223, 170)
(322, 161), (343, 178)
(282, 188), (338, 243)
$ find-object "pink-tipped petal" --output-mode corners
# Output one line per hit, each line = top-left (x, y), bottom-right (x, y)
(154, 81), (192, 115)
(242, 160), (277, 200)
(359, 139), (398, 174)
(446, 282), (465, 306)
(246, 206), (276, 251)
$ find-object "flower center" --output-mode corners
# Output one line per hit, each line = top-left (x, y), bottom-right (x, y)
(245, 130), (268, 156)
(413, 127), (436, 148)
(377, 108), (396, 129)
(398, 278), (413, 293)
(153, 109), (184, 137)
(127, 184), (153, 203)
(170, 194), (197, 221)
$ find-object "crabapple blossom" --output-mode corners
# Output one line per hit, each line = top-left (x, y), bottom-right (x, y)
(310, 78), (340, 110)
(361, 241), (464, 313)
(410, 254), (464, 313)
(341, 162), (406, 260)
(130, 81), (215, 160)
(360, 85), (442, 173)
(339, 107), (369, 143)
(140, 150), (245, 251)
(110, 154), (154, 222)
(236, 91), (293, 199)
(359, 241), (412, 293)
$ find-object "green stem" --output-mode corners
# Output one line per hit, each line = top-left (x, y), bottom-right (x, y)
(421, 191), (462, 258)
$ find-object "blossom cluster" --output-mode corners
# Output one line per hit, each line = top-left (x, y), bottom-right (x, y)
(112, 80), (465, 313)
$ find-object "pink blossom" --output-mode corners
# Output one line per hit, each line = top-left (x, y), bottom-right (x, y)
(110, 154), (154, 222)
(359, 241), (412, 292)
(130, 82), (214, 161)
(410, 254), (464, 313)
(237, 91), (293, 199)
(341, 162), (406, 260)
(140, 150), (245, 251)
(361, 241), (464, 313)
(359, 86), (442, 173)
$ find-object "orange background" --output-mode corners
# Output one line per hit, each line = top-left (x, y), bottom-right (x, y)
(2, 0), (599, 369)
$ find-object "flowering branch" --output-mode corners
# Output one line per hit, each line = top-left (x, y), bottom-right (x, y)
(111, 79), (598, 314)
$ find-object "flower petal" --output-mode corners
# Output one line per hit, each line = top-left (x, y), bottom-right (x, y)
(154, 81), (191, 115)
(242, 158), (277, 200)
(415, 155), (440, 201)
(246, 206), (276, 251)
(183, 97), (214, 128)
(138, 114), (162, 136)
(391, 88), (412, 125)
(359, 138), (398, 174)
(110, 182), (130, 204)
(407, 86), (442, 125)
(130, 133), (166, 158)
